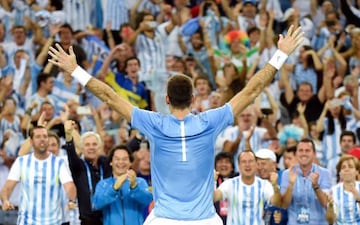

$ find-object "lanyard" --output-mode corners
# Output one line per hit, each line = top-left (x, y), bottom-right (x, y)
(295, 165), (316, 206)
(83, 159), (104, 195)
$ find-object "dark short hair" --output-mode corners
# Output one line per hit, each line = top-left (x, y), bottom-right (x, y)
(59, 23), (74, 34)
(108, 145), (133, 163)
(297, 138), (316, 153)
(285, 146), (297, 154)
(215, 152), (235, 170)
(36, 73), (53, 89)
(340, 130), (356, 143)
(29, 125), (47, 139)
(125, 56), (141, 69)
(167, 74), (193, 109)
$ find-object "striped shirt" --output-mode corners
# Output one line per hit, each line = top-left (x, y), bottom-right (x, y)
(332, 182), (360, 225)
(222, 126), (267, 172)
(63, 0), (91, 31)
(52, 73), (81, 109)
(322, 116), (358, 166)
(137, 0), (161, 16)
(135, 29), (167, 82)
(7, 153), (73, 225)
(218, 176), (274, 225)
(103, 0), (129, 30)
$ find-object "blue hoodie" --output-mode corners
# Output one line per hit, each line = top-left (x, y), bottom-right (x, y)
(92, 176), (153, 225)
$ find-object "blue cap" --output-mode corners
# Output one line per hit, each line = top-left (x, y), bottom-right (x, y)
(181, 17), (200, 36)
(243, 0), (256, 5)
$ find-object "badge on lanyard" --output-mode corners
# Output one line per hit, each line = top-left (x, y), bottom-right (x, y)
(296, 206), (310, 223)
(219, 200), (228, 216)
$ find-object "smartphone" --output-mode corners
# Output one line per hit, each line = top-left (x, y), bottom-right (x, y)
(261, 108), (273, 115)
(76, 106), (92, 115)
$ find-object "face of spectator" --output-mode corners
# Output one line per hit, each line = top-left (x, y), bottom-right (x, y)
(12, 27), (26, 45)
(4, 98), (16, 115)
(257, 158), (275, 180)
(41, 103), (55, 121)
(103, 134), (114, 155)
(210, 92), (222, 108)
(195, 79), (210, 96)
(248, 30), (260, 44)
(230, 38), (246, 55)
(309, 123), (320, 139)
(283, 151), (297, 169)
(242, 3), (256, 18)
(173, 60), (185, 73)
(339, 159), (358, 183)
(329, 105), (341, 118)
(238, 151), (257, 178)
(237, 106), (255, 129)
(82, 135), (101, 162)
(119, 26), (134, 42)
(215, 158), (233, 178)
(43, 77), (55, 93)
(340, 135), (355, 154)
(190, 33), (203, 50)
(48, 136), (60, 155)
(13, 51), (27, 68)
(138, 149), (150, 172)
(125, 59), (140, 79)
(142, 14), (155, 32)
(59, 27), (73, 45)
(111, 149), (132, 177)
(31, 128), (49, 154)
(296, 142), (315, 167)
(297, 84), (313, 102)
(322, 1), (333, 13)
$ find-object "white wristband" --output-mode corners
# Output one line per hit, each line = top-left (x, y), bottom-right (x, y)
(268, 50), (288, 70)
(71, 66), (92, 86)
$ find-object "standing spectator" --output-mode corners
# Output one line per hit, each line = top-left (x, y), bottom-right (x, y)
(92, 145), (153, 225)
(0, 125), (77, 225)
(214, 152), (237, 225)
(327, 131), (357, 186)
(49, 25), (304, 225)
(281, 138), (331, 225)
(103, 0), (129, 44)
(214, 150), (281, 225)
(63, 0), (91, 31)
(64, 121), (112, 225)
(326, 155), (360, 224)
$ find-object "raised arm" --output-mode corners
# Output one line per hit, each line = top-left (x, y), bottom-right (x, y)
(229, 25), (304, 116)
(48, 44), (133, 122)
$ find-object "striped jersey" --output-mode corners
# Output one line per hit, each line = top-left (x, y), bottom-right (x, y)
(52, 72), (81, 108)
(7, 153), (73, 225)
(222, 126), (267, 172)
(135, 29), (167, 82)
(332, 182), (360, 225)
(322, 117), (357, 166)
(103, 0), (129, 30)
(218, 176), (274, 225)
(63, 0), (90, 31)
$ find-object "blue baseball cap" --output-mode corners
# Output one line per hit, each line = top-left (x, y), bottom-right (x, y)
(243, 0), (256, 5)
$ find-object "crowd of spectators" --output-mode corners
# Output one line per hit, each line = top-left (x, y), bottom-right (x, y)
(1, 0), (360, 224)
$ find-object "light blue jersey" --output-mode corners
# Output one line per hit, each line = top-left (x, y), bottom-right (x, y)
(7, 153), (73, 225)
(131, 103), (234, 220)
(332, 182), (360, 225)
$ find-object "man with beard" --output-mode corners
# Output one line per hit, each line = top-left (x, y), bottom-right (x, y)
(0, 126), (77, 225)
